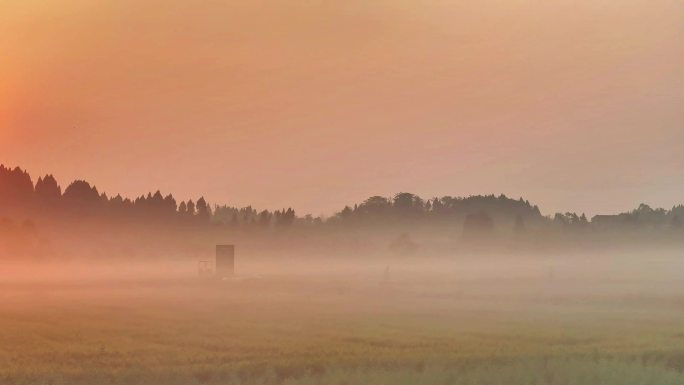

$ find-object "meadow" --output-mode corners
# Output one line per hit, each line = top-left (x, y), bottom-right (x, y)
(1, 252), (684, 384)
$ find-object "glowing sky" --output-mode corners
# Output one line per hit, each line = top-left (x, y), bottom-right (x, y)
(1, 0), (682, 215)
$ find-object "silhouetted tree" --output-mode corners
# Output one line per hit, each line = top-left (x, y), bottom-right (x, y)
(186, 200), (196, 217)
(35, 175), (62, 204)
(258, 210), (272, 227)
(0, 166), (34, 206)
(280, 208), (296, 226)
(63, 180), (101, 208)
(392, 192), (424, 219)
(356, 196), (391, 221)
(196, 197), (211, 223)
(339, 206), (353, 219)
(163, 194), (177, 215)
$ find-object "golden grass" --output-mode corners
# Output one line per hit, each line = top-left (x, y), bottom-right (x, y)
(1, 270), (683, 384)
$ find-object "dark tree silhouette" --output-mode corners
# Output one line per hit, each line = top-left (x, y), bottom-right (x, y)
(163, 194), (177, 215)
(63, 180), (101, 207)
(196, 197), (210, 223)
(392, 192), (424, 219)
(186, 200), (196, 217)
(35, 175), (62, 204)
(0, 166), (34, 204)
(258, 210), (272, 227)
(178, 201), (188, 216)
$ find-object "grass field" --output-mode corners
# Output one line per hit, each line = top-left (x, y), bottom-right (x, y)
(1, 254), (684, 384)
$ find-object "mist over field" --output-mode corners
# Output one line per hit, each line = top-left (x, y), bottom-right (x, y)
(3, 247), (684, 384)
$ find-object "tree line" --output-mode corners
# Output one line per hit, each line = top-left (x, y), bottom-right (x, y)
(329, 193), (543, 228)
(0, 165), (294, 228)
(327, 193), (684, 233)
(1, 164), (682, 234)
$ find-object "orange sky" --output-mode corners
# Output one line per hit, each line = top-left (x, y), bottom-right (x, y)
(1, 0), (682, 216)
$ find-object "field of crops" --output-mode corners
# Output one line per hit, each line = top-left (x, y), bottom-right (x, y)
(1, 255), (684, 384)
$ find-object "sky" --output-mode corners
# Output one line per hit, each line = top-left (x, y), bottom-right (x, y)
(1, 0), (682, 216)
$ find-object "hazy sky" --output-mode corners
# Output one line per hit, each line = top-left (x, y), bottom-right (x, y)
(1, 0), (682, 216)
